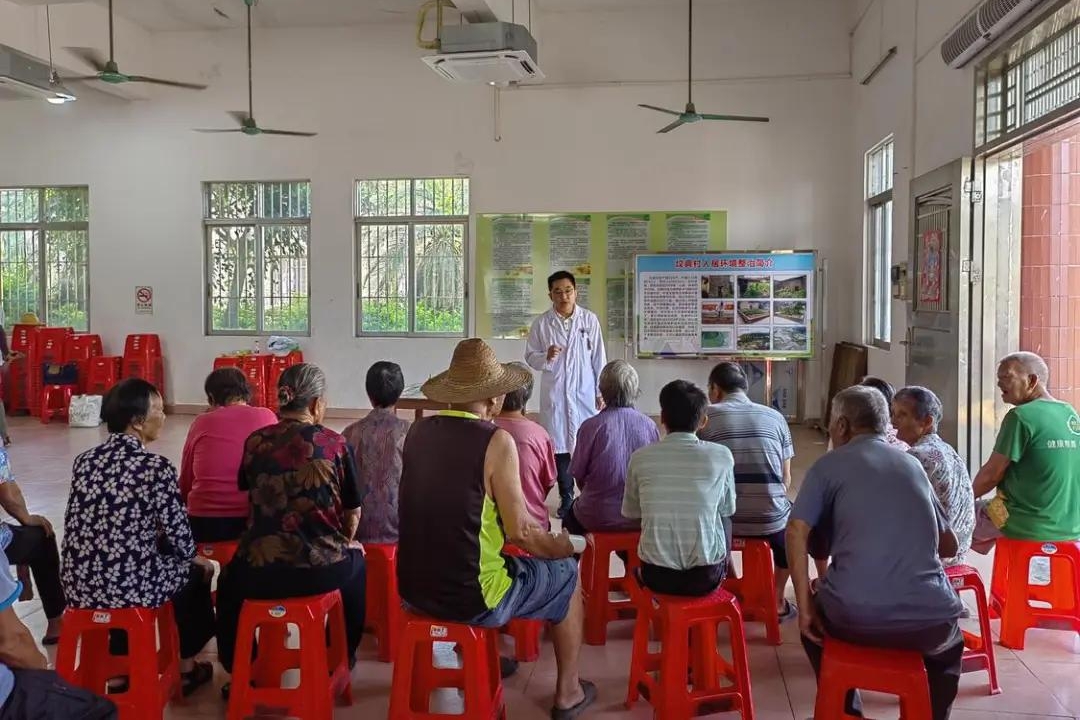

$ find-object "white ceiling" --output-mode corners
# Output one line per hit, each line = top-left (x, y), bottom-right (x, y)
(92, 0), (688, 32)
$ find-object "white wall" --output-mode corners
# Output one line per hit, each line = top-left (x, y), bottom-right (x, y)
(0, 0), (855, 413)
(850, 0), (981, 387)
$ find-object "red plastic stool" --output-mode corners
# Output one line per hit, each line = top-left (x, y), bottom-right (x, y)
(365, 543), (403, 663)
(814, 637), (932, 720)
(723, 537), (782, 645)
(196, 540), (239, 604)
(499, 544), (542, 661)
(946, 564), (1000, 695)
(56, 603), (181, 720)
(582, 531), (640, 645)
(626, 579), (754, 719)
(989, 538), (1080, 649)
(389, 610), (505, 719)
(40, 384), (74, 424)
(227, 591), (353, 720)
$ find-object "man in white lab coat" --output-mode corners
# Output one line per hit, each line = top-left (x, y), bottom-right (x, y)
(526, 271), (607, 518)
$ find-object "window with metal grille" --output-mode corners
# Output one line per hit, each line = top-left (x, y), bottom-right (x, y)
(865, 137), (894, 349)
(355, 178), (469, 336)
(976, 0), (1080, 152)
(204, 181), (310, 335)
(0, 186), (89, 330)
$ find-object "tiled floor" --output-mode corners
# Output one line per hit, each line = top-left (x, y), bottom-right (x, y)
(7, 415), (1080, 719)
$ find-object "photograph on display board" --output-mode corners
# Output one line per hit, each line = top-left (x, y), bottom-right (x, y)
(737, 301), (771, 324)
(701, 300), (735, 325)
(737, 275), (772, 299)
(773, 274), (808, 299)
(701, 275), (735, 299)
(773, 326), (808, 352)
(702, 329), (735, 352)
(772, 300), (807, 326)
(737, 327), (772, 351)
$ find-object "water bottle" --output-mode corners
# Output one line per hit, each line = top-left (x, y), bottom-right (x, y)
(253, 338), (261, 355)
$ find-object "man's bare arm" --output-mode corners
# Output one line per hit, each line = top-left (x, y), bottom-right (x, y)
(487, 430), (572, 559)
(973, 452), (1010, 497)
(0, 607), (46, 670)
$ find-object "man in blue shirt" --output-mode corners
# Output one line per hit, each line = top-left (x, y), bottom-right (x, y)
(786, 386), (964, 720)
(0, 549), (115, 718)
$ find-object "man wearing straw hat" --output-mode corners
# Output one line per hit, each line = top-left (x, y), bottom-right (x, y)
(398, 339), (597, 719)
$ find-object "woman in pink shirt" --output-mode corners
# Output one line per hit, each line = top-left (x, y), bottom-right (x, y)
(179, 368), (278, 542)
(494, 362), (558, 531)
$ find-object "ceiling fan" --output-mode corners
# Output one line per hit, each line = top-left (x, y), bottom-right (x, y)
(638, 0), (769, 133)
(66, 0), (207, 89)
(195, 0), (316, 137)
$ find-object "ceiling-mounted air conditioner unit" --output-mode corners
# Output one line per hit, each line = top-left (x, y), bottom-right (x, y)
(423, 22), (544, 85)
(941, 0), (1049, 68)
(0, 44), (75, 103)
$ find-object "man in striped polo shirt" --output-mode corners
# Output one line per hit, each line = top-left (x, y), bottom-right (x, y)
(700, 362), (796, 621)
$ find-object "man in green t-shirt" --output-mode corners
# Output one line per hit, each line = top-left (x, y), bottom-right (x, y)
(972, 351), (1080, 553)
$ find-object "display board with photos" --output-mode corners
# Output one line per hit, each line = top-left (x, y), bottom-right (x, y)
(634, 251), (816, 358)
(473, 211), (727, 340)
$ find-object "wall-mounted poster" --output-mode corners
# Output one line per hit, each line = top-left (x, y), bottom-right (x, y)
(475, 211), (727, 339)
(634, 251), (817, 358)
(918, 229), (943, 303)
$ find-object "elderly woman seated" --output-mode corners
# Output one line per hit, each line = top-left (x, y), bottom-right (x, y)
(892, 386), (975, 566)
(215, 363), (366, 695)
(562, 360), (660, 535)
(61, 379), (216, 696)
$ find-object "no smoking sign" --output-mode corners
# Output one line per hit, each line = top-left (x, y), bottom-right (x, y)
(135, 286), (153, 315)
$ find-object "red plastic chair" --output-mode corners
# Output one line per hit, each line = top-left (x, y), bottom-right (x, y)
(499, 544), (542, 661)
(40, 384), (74, 424)
(945, 564), (1000, 695)
(989, 538), (1080, 649)
(626, 580), (754, 719)
(237, 355), (269, 408)
(813, 637), (933, 720)
(227, 591), (353, 720)
(124, 334), (162, 362)
(56, 603), (181, 720)
(365, 542), (403, 663)
(723, 537), (782, 645)
(581, 531), (640, 645)
(86, 356), (122, 396)
(389, 610), (505, 719)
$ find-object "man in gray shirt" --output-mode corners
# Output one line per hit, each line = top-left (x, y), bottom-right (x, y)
(787, 386), (964, 720)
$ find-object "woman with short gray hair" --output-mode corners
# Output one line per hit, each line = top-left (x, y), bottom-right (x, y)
(563, 360), (660, 534)
(893, 386), (975, 565)
(215, 363), (367, 693)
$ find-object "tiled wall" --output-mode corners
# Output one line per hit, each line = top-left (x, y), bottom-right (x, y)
(1020, 117), (1080, 409)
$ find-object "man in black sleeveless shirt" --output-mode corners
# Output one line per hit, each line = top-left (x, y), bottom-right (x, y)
(399, 339), (597, 719)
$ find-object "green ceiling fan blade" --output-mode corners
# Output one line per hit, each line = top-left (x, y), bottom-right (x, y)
(699, 113), (770, 123)
(126, 75), (208, 90)
(638, 103), (681, 116)
(657, 118), (687, 134)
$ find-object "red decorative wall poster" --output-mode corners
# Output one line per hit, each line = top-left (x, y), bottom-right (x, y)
(918, 230), (942, 303)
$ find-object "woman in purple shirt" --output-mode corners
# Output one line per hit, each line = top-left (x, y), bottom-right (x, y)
(563, 360), (659, 534)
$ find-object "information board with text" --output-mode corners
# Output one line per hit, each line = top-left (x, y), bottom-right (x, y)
(635, 251), (816, 358)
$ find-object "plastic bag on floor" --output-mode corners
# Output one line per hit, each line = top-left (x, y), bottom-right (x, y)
(68, 395), (102, 428)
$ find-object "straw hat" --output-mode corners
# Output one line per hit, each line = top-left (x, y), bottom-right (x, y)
(422, 339), (532, 404)
(17, 312), (41, 326)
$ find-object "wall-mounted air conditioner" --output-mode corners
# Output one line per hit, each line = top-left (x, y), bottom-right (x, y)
(0, 44), (75, 103)
(941, 0), (1050, 68)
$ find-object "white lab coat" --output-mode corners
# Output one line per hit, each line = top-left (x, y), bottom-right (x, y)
(525, 307), (607, 455)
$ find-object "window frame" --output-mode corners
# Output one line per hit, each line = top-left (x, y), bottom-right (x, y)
(202, 180), (312, 337)
(864, 137), (894, 350)
(354, 177), (470, 338)
(0, 185), (91, 330)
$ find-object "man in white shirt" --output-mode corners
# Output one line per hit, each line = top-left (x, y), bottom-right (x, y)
(525, 271), (607, 518)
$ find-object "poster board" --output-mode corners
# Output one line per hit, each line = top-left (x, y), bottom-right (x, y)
(474, 211), (727, 339)
(635, 251), (817, 358)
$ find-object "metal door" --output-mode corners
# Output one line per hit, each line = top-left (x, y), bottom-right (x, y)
(906, 158), (975, 462)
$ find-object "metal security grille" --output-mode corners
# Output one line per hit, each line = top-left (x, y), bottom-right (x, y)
(0, 187), (89, 330)
(204, 181), (310, 335)
(976, 0), (1080, 152)
(355, 178), (469, 336)
(914, 188), (952, 313)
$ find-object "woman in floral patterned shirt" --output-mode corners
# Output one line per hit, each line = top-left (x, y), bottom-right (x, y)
(215, 363), (366, 690)
(892, 386), (975, 566)
(61, 379), (216, 696)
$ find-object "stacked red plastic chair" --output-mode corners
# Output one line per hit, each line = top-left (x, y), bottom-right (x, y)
(122, 334), (165, 401)
(267, 351), (304, 412)
(29, 327), (73, 417)
(65, 334), (104, 393)
(237, 355), (269, 408)
(86, 356), (123, 396)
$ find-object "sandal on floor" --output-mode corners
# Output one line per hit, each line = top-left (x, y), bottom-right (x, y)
(550, 680), (597, 720)
(778, 599), (798, 623)
(181, 661), (214, 697)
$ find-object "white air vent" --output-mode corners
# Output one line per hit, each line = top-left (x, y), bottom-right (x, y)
(941, 0), (1049, 68)
(423, 50), (543, 85)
